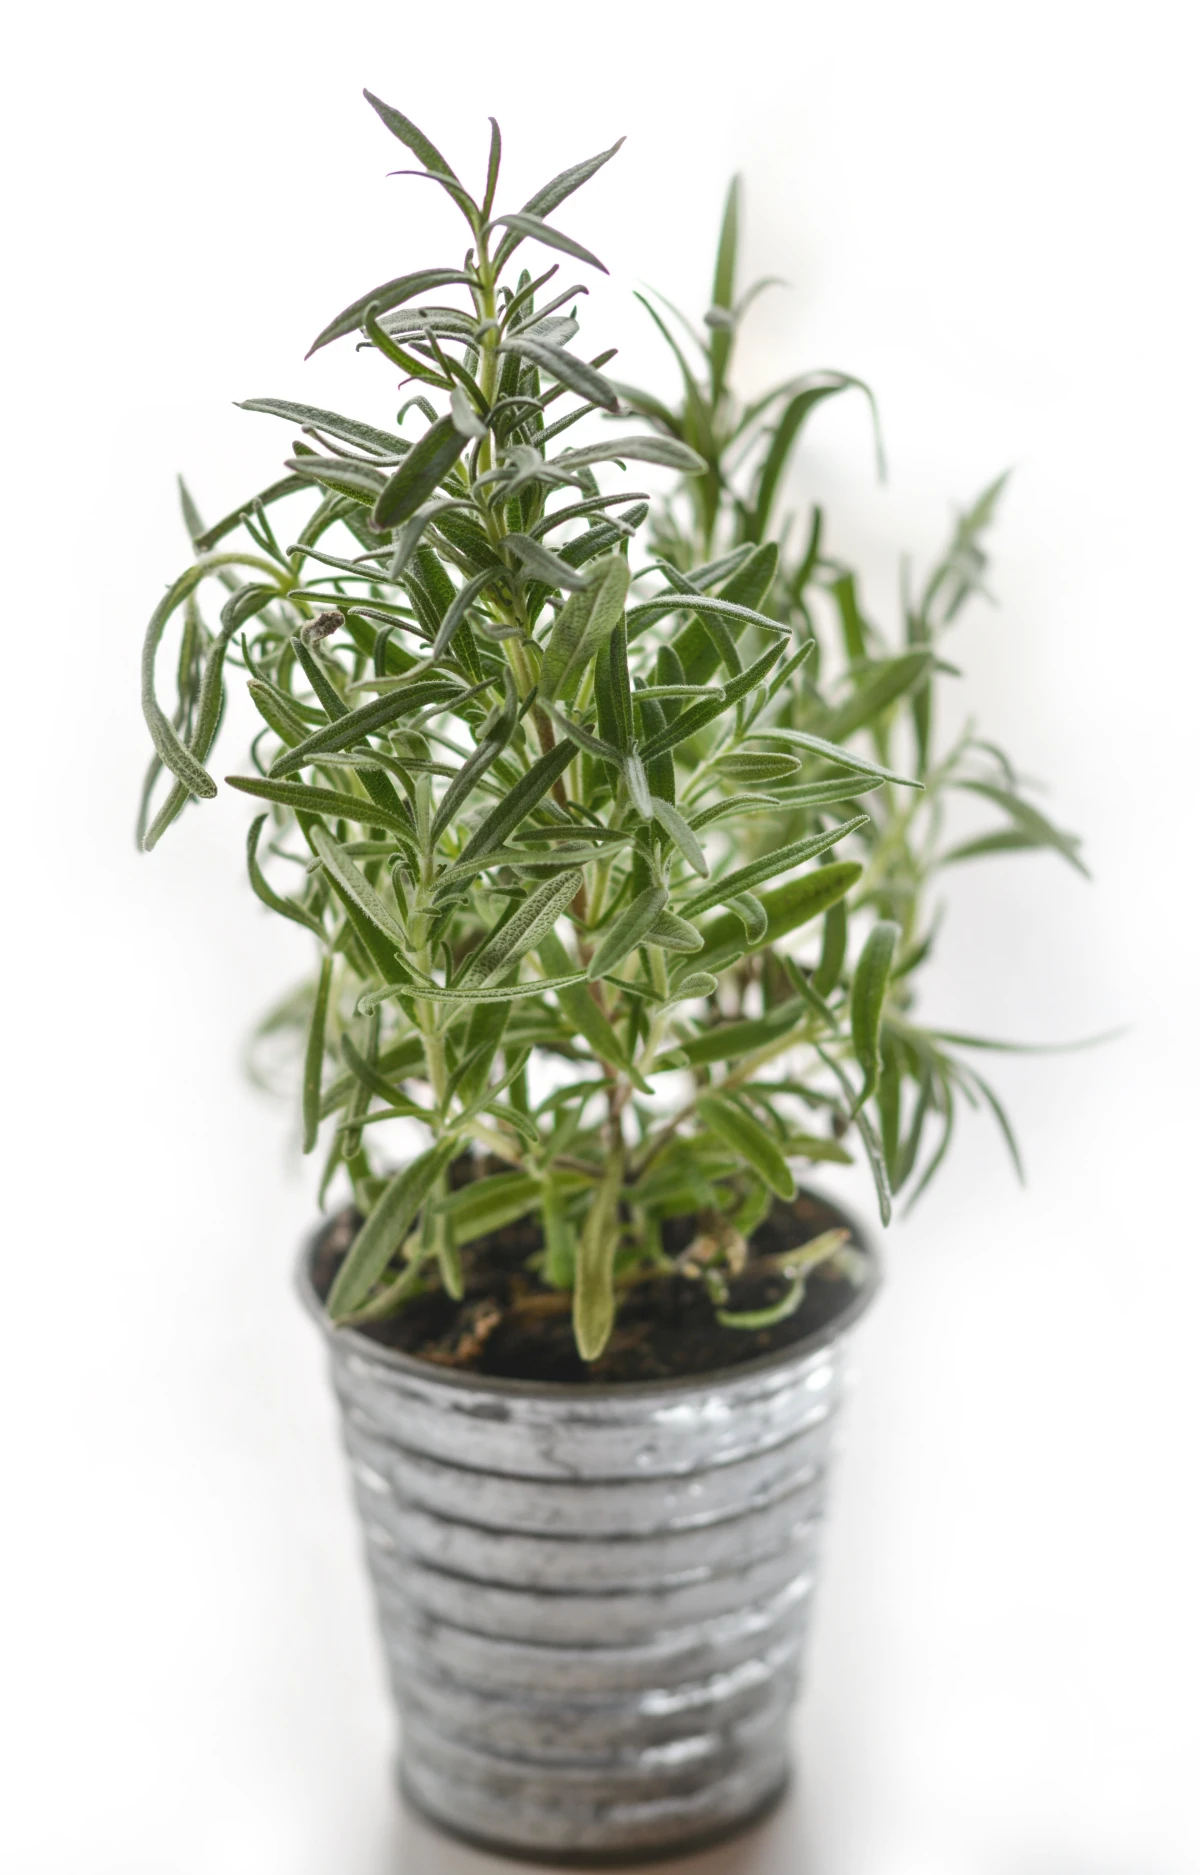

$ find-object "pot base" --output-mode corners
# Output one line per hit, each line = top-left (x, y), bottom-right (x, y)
(399, 1763), (792, 1867)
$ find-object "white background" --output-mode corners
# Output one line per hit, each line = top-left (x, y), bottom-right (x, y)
(3, 2), (1198, 1870)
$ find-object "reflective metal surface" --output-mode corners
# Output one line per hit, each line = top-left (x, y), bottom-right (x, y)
(300, 1211), (878, 1863)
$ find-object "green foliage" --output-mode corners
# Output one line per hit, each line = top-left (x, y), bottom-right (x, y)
(139, 96), (1085, 1360)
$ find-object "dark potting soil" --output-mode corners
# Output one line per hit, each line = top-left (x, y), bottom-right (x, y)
(310, 1163), (868, 1385)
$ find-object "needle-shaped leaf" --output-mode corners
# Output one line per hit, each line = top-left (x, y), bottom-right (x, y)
(716, 1272), (806, 1331)
(140, 564), (227, 805)
(190, 475), (312, 551)
(689, 793), (780, 831)
(463, 869), (583, 984)
(227, 775), (418, 848)
(673, 541), (780, 685)
(516, 313), (579, 346)
(782, 731), (922, 788)
(327, 1135), (461, 1319)
(537, 930), (649, 1089)
(747, 372), (882, 543)
(389, 499), (464, 579)
(302, 954), (333, 1155)
(623, 748), (652, 817)
(666, 971), (719, 1003)
(511, 842), (618, 871)
(269, 679), (464, 777)
(238, 399), (406, 459)
(938, 828), (1051, 864)
(553, 435), (706, 474)
(957, 1063), (1025, 1183)
(286, 455), (388, 505)
(890, 1068), (934, 1195)
(480, 114), (503, 220)
(429, 676), (517, 843)
(722, 639), (794, 702)
(599, 617), (634, 752)
(771, 775), (884, 808)
(493, 143), (625, 276)
(650, 797), (708, 875)
(512, 137), (625, 225)
(812, 894), (848, 997)
(449, 383), (486, 438)
(338, 1012), (379, 1160)
(684, 817), (868, 916)
(246, 680), (311, 746)
(714, 751), (803, 783)
(658, 567), (742, 676)
(435, 1172), (545, 1245)
(467, 1044), (533, 1123)
(626, 590), (788, 639)
(340, 1032), (410, 1109)
(786, 1135), (855, 1165)
(725, 892), (768, 943)
(372, 416), (468, 531)
(679, 997), (808, 1067)
(549, 708), (622, 762)
(924, 1025), (1122, 1055)
(245, 816), (326, 936)
(819, 1046), (893, 1225)
(949, 780), (1088, 876)
(453, 992), (513, 1110)
(328, 873), (407, 985)
(291, 633), (349, 720)
(646, 908), (704, 953)
(850, 920), (900, 1110)
(142, 581), (277, 848)
(587, 885), (669, 980)
(818, 649), (935, 744)
(573, 1151), (623, 1360)
(514, 823), (628, 846)
(459, 741), (575, 861)
(322, 1036), (425, 1120)
(537, 554), (630, 705)
(359, 972), (587, 1011)
(504, 532), (593, 591)
(309, 823), (407, 950)
(428, 565), (507, 660)
(696, 1093), (795, 1199)
(709, 175), (740, 403)
(502, 335), (620, 410)
(633, 683), (724, 705)
(489, 212), (608, 273)
(540, 1179), (577, 1289)
(307, 268), (475, 357)
(694, 861), (862, 972)
(363, 89), (462, 183)
(637, 643), (788, 759)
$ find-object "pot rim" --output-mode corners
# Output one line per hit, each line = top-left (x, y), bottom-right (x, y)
(296, 1184), (881, 1402)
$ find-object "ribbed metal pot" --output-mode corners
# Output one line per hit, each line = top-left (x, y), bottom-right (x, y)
(299, 1198), (879, 1865)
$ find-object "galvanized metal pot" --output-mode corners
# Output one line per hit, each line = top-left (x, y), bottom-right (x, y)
(299, 1198), (879, 1865)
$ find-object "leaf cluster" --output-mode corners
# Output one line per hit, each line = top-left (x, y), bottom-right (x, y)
(138, 97), (1086, 1360)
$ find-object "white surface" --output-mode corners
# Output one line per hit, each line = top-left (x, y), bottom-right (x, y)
(3, 2), (1199, 1870)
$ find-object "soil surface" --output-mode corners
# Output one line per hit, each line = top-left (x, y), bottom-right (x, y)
(310, 1165), (868, 1385)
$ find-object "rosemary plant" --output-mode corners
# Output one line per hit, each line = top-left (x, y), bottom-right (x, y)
(139, 92), (1083, 1361)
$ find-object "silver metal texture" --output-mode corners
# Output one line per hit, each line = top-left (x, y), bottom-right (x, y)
(299, 1198), (879, 1864)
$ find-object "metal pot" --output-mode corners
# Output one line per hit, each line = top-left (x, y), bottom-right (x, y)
(299, 1195), (879, 1864)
